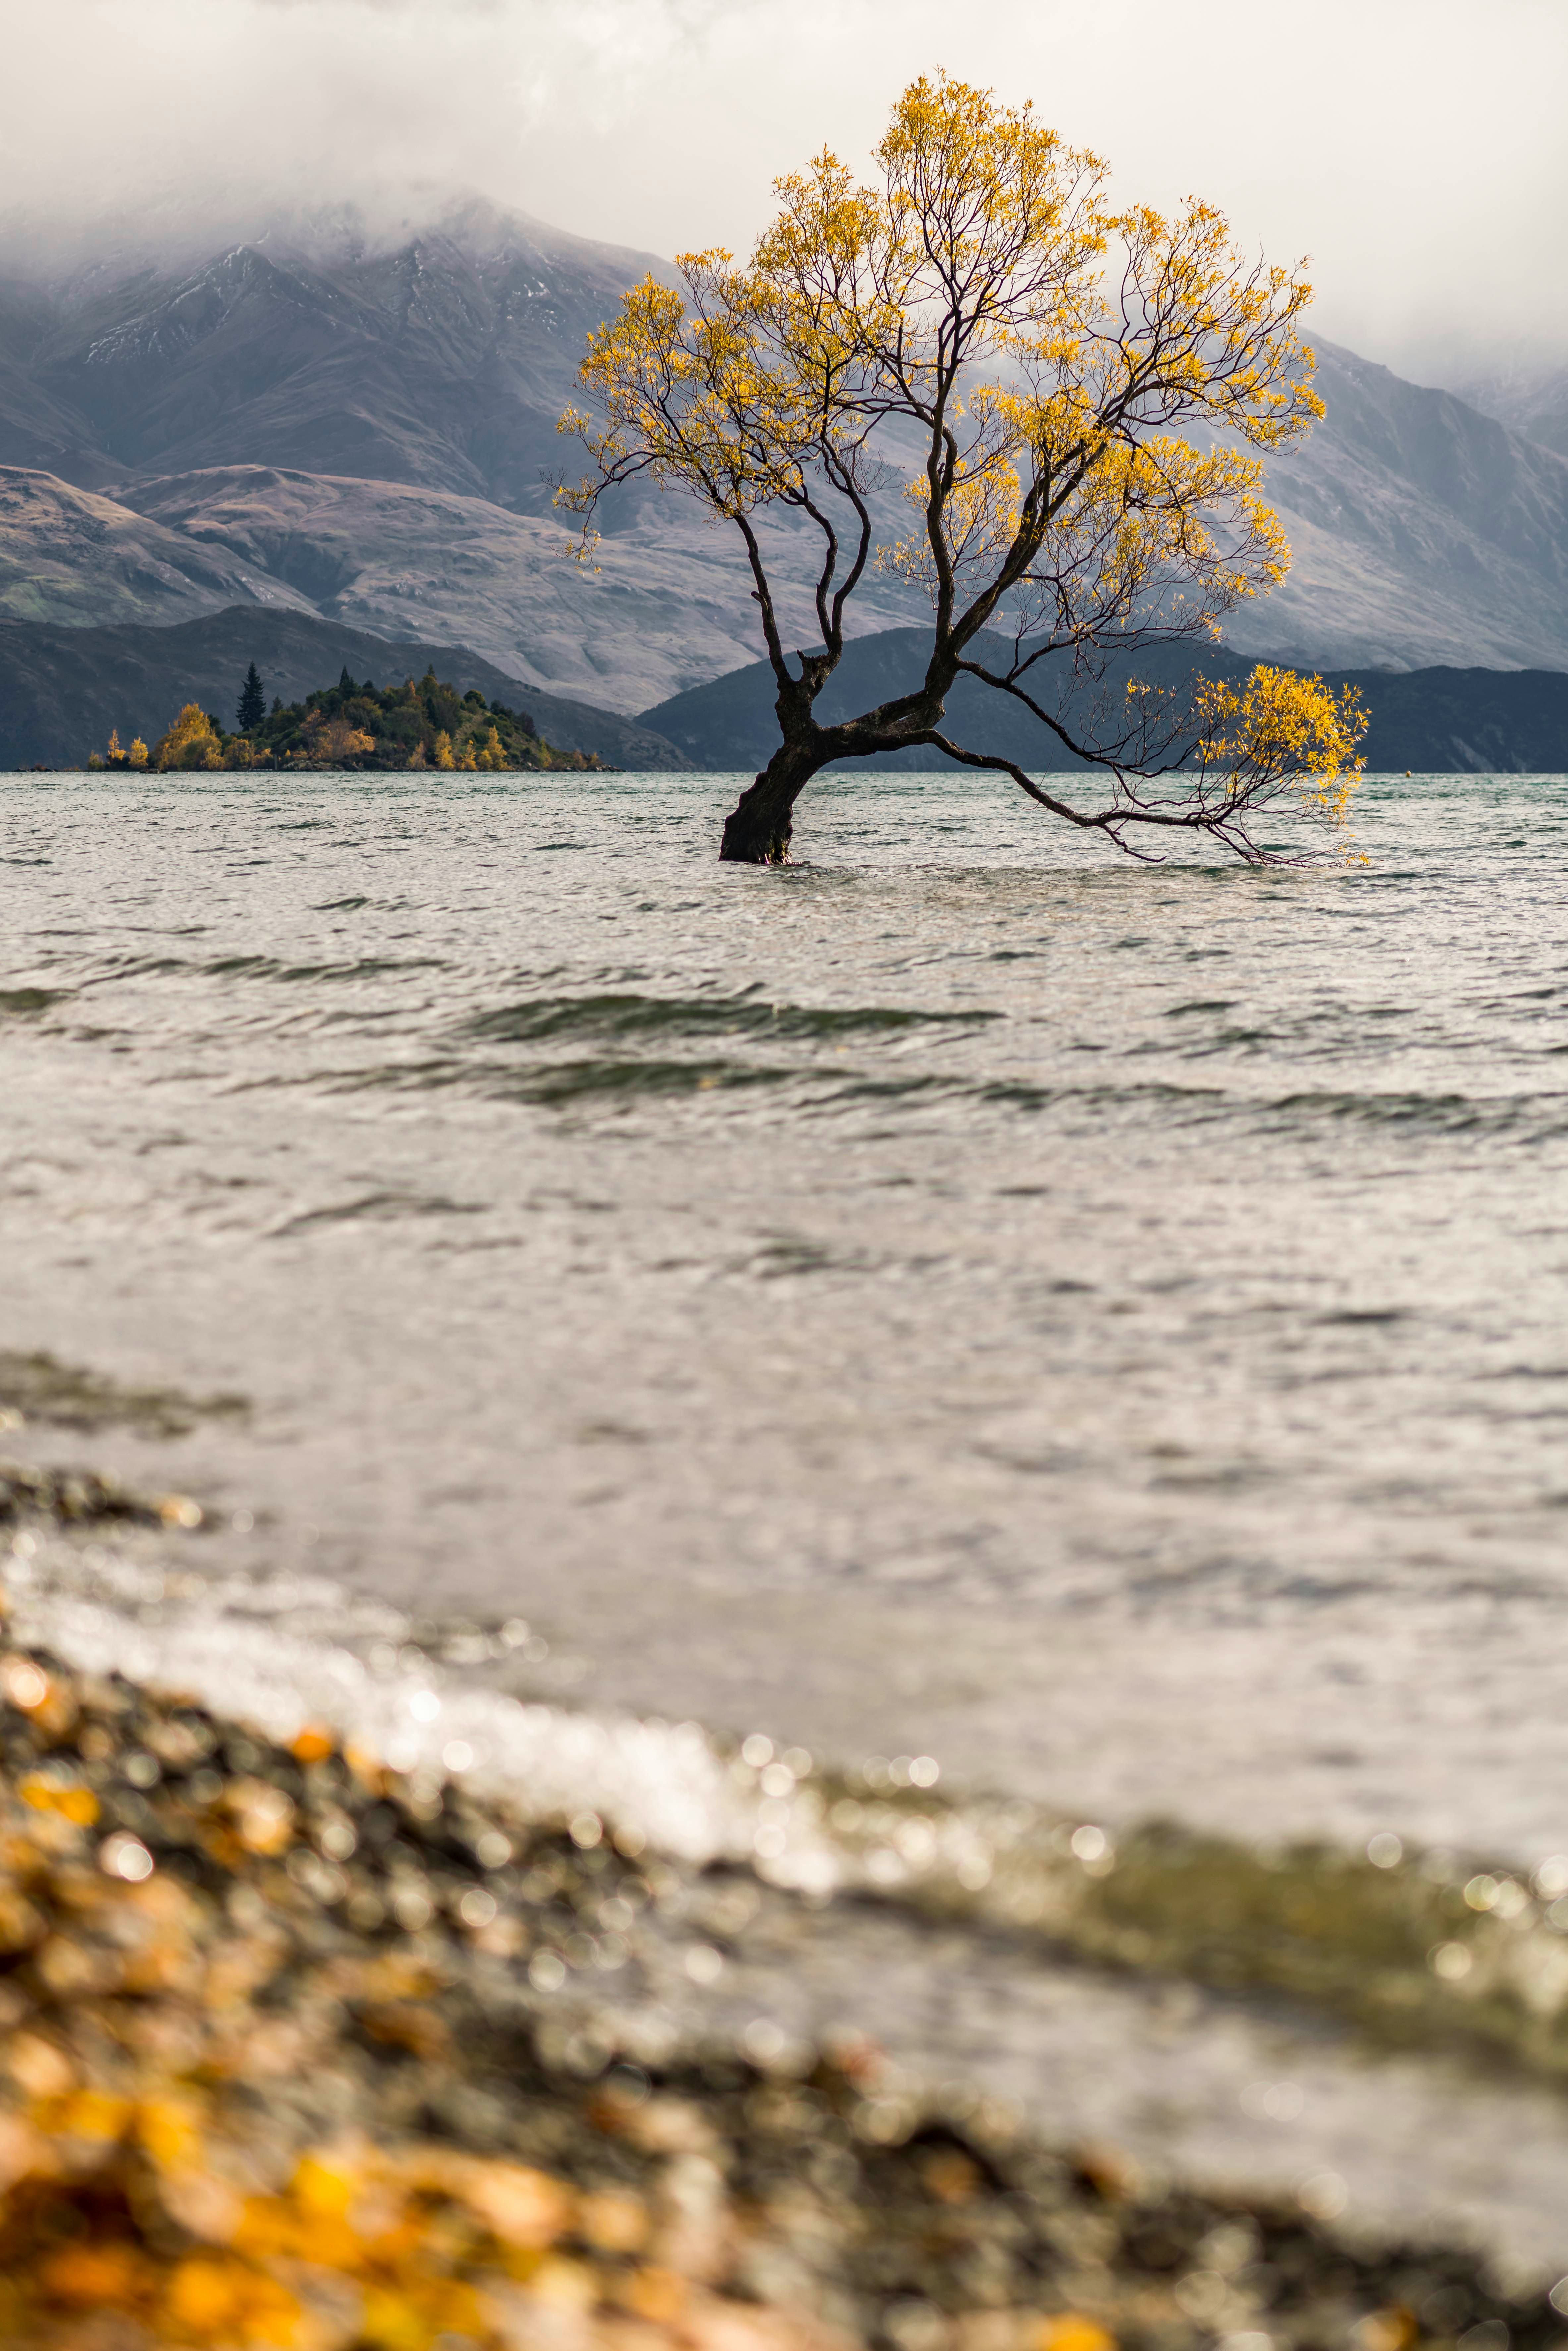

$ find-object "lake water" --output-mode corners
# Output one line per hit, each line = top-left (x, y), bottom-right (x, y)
(3, 767), (1568, 2271)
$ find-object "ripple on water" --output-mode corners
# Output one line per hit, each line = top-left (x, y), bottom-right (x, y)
(2, 767), (1568, 2264)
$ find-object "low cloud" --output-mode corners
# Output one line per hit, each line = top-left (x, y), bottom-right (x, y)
(7, 0), (1566, 376)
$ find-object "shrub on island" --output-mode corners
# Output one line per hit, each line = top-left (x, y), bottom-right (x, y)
(90, 667), (603, 773)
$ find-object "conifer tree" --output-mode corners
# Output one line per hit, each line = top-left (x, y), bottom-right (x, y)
(236, 663), (266, 734)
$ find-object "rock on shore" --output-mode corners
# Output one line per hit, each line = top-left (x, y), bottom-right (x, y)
(0, 1613), (1560, 2351)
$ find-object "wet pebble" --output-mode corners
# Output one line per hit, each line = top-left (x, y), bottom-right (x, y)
(0, 1632), (1559, 2351)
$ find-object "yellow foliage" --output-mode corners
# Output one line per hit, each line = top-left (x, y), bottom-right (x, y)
(305, 713), (377, 768)
(151, 704), (223, 773)
(18, 1775), (99, 1828)
(293, 2149), (359, 2220)
(128, 736), (149, 768)
(561, 70), (1318, 656)
(433, 730), (456, 770)
(1038, 2319), (1118, 2351)
(475, 725), (507, 772)
(135, 2090), (206, 2172)
(52, 2088), (134, 2143)
(1191, 663), (1368, 833)
(163, 2255), (245, 2330)
(38, 2240), (154, 2310)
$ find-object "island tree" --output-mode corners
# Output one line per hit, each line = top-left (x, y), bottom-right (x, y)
(236, 662), (267, 735)
(95, 671), (600, 774)
(560, 72), (1365, 864)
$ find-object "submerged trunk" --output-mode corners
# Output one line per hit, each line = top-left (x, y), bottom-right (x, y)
(718, 736), (832, 864)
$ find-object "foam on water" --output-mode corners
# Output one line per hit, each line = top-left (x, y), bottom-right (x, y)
(11, 1523), (1568, 2284)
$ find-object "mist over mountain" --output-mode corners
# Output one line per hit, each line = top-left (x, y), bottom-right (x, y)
(0, 199), (1564, 711)
(0, 201), (667, 509)
(1436, 358), (1568, 465)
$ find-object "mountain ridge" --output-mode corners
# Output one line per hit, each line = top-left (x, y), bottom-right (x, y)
(1219, 341), (1568, 671)
(0, 606), (689, 772)
(0, 202), (1563, 694)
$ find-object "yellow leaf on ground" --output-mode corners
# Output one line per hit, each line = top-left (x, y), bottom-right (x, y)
(1037, 2318), (1117, 2351)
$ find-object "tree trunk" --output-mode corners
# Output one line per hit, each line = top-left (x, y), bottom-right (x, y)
(718, 737), (830, 864)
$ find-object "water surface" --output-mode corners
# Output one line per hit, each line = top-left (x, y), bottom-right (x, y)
(3, 766), (1567, 2263)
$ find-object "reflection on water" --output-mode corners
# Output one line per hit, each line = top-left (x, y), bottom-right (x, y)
(3, 766), (1568, 2258)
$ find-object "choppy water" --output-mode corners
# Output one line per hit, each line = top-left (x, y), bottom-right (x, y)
(3, 767), (1568, 2269)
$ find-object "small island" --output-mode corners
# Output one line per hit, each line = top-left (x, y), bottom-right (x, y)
(90, 665), (607, 773)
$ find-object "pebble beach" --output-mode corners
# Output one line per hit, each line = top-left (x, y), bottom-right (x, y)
(2, 1506), (1566, 2350)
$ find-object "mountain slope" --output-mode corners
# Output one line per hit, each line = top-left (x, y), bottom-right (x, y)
(8, 202), (671, 512)
(0, 607), (688, 772)
(0, 207), (1565, 681)
(1218, 343), (1568, 672)
(1440, 359), (1568, 464)
(0, 467), (313, 629)
(103, 466), (914, 713)
(0, 458), (917, 712)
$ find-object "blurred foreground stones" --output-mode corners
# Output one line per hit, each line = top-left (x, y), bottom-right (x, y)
(0, 1616), (1562, 2351)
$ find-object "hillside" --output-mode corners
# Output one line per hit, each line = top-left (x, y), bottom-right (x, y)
(640, 629), (1568, 776)
(1217, 342), (1568, 672)
(0, 607), (688, 772)
(1443, 357), (1568, 463)
(0, 203), (659, 510)
(0, 457), (906, 716)
(104, 466), (903, 713)
(0, 467), (312, 629)
(0, 204), (1564, 687)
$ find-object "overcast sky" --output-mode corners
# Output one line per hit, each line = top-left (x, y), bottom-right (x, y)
(9, 0), (1566, 381)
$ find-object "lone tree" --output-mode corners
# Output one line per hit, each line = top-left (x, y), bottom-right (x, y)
(236, 662), (266, 735)
(560, 72), (1365, 865)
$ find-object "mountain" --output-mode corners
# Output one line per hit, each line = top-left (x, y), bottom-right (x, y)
(0, 205), (1564, 692)
(0, 202), (663, 510)
(1437, 359), (1568, 464)
(101, 466), (897, 714)
(639, 627), (1568, 775)
(0, 468), (313, 629)
(1215, 342), (1568, 672)
(0, 607), (688, 772)
(0, 195), (920, 710)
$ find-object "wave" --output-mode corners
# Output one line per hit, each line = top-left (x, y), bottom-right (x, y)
(9, 1538), (1568, 2094)
(463, 989), (1003, 1046)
